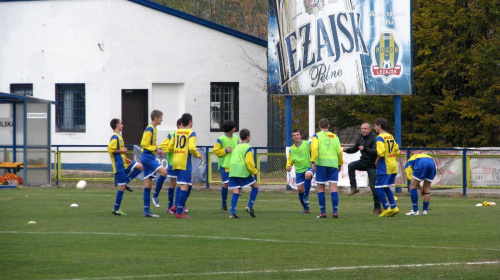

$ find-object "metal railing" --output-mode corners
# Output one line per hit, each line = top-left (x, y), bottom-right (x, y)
(48, 145), (500, 196)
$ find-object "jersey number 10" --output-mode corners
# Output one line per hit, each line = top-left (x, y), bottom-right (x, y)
(176, 135), (187, 149)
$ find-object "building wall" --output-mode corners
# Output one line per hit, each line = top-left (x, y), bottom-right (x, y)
(0, 0), (268, 147)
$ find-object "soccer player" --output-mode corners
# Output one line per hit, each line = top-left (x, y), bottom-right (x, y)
(166, 113), (202, 219)
(108, 118), (143, 216)
(152, 119), (183, 212)
(310, 118), (343, 218)
(140, 110), (168, 218)
(212, 121), (239, 213)
(286, 129), (314, 214)
(374, 118), (401, 217)
(404, 154), (436, 216)
(228, 128), (259, 218)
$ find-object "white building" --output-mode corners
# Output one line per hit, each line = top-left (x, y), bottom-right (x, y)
(0, 0), (268, 147)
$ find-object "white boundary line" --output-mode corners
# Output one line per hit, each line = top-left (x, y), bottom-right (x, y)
(2, 231), (500, 252)
(50, 260), (500, 280)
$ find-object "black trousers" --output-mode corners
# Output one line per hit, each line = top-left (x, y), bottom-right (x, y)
(348, 160), (381, 210)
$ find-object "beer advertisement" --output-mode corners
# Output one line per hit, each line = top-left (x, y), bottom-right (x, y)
(268, 0), (412, 95)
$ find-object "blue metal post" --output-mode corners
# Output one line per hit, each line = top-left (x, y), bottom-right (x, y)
(13, 104), (16, 162)
(462, 149), (467, 196)
(394, 96), (402, 193)
(56, 146), (60, 185)
(205, 146), (210, 189)
(406, 148), (411, 191)
(23, 101), (27, 185)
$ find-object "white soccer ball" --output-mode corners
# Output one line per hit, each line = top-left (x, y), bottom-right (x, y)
(76, 180), (87, 190)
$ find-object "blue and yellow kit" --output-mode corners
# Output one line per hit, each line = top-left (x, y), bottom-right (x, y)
(140, 124), (158, 155)
(166, 128), (201, 170)
(376, 132), (400, 175)
(108, 132), (129, 173)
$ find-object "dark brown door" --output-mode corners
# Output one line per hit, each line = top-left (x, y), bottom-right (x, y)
(121, 89), (148, 146)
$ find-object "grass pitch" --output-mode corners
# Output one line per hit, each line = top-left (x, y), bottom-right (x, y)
(1, 185), (499, 280)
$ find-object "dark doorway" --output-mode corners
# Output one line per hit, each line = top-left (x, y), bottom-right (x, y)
(121, 89), (148, 145)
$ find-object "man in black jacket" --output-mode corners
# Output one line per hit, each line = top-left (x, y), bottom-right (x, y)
(343, 123), (381, 214)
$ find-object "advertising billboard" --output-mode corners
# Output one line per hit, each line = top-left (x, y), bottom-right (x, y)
(268, 0), (412, 95)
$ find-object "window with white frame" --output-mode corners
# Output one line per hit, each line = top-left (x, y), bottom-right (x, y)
(55, 83), (86, 133)
(210, 83), (238, 132)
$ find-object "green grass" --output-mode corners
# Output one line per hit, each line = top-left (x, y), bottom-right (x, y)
(1, 186), (499, 280)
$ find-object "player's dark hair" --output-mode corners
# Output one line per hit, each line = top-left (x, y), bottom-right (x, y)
(110, 118), (120, 130)
(239, 128), (250, 140)
(319, 118), (330, 129)
(292, 129), (301, 135)
(176, 118), (182, 127)
(150, 110), (163, 121)
(223, 121), (236, 133)
(180, 113), (193, 126)
(374, 118), (387, 130)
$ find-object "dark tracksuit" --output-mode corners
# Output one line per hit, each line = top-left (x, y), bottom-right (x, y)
(345, 131), (381, 210)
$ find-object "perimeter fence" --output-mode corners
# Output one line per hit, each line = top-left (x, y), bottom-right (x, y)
(46, 145), (500, 196)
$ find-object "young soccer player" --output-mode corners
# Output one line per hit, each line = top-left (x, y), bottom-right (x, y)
(404, 154), (436, 216)
(374, 118), (401, 217)
(166, 113), (202, 219)
(286, 129), (314, 214)
(228, 128), (259, 218)
(140, 110), (168, 218)
(152, 119), (182, 211)
(108, 118), (143, 216)
(212, 121), (239, 213)
(310, 118), (343, 218)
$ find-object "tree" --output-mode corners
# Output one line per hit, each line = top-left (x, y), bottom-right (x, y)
(154, 0), (267, 39)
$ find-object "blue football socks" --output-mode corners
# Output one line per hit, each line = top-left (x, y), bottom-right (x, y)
(168, 187), (175, 208)
(127, 168), (142, 183)
(248, 187), (259, 208)
(423, 201), (430, 211)
(143, 188), (151, 213)
(153, 175), (166, 198)
(221, 187), (228, 207)
(304, 179), (311, 197)
(384, 187), (397, 208)
(174, 186), (181, 207)
(376, 188), (389, 209)
(230, 193), (240, 215)
(114, 189), (124, 211)
(318, 192), (326, 214)
(331, 192), (339, 214)
(298, 192), (306, 208)
(410, 188), (419, 211)
(176, 190), (188, 215)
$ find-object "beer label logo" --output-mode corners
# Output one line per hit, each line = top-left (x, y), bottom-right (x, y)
(304, 0), (324, 15)
(371, 32), (402, 83)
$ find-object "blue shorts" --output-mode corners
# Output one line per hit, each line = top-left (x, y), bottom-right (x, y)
(228, 175), (256, 189)
(176, 169), (192, 185)
(315, 165), (338, 184)
(296, 168), (315, 186)
(141, 152), (161, 179)
(375, 174), (397, 188)
(167, 167), (178, 179)
(115, 161), (138, 185)
(413, 157), (436, 182)
(220, 167), (230, 184)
